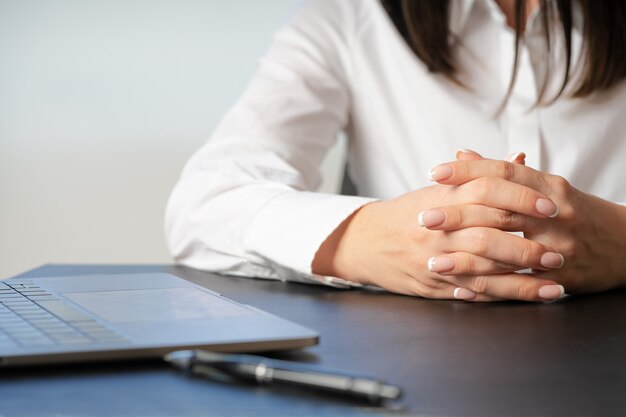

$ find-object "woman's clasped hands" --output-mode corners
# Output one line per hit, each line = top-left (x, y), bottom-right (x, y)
(312, 150), (626, 302)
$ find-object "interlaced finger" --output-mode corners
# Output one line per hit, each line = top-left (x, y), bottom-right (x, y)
(419, 204), (539, 232)
(448, 273), (565, 302)
(445, 227), (565, 271)
(429, 159), (552, 195)
(427, 252), (523, 276)
(447, 177), (559, 218)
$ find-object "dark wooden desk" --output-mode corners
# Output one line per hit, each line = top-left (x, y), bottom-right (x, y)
(1, 264), (625, 417)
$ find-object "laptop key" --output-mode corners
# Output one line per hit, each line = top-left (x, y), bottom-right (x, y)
(7, 284), (28, 289)
(14, 337), (54, 346)
(24, 317), (58, 324)
(4, 326), (39, 334)
(23, 338), (55, 346)
(74, 322), (109, 331)
(1, 323), (31, 331)
(8, 305), (43, 310)
(35, 300), (93, 322)
(18, 315), (55, 323)
(40, 327), (75, 336)
(37, 319), (72, 326)
(0, 294), (24, 300)
(50, 334), (91, 344)
(26, 296), (58, 302)
(4, 322), (37, 330)
(84, 328), (117, 337)
(10, 327), (45, 336)
(0, 318), (24, 325)
(2, 300), (34, 306)
(18, 313), (54, 319)
(41, 326), (78, 336)
(18, 290), (51, 296)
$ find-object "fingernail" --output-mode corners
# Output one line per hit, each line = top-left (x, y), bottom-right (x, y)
(538, 284), (565, 300)
(427, 256), (455, 273)
(428, 165), (453, 181)
(540, 252), (565, 269)
(456, 148), (479, 158)
(506, 152), (525, 162)
(418, 209), (446, 227)
(454, 287), (477, 300)
(536, 198), (559, 218)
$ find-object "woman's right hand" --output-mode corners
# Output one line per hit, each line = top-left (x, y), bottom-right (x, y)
(312, 157), (565, 302)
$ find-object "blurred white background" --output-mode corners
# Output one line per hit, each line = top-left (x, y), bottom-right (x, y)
(0, 0), (346, 279)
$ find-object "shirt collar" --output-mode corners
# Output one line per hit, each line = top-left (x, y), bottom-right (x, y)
(449, 0), (477, 38)
(449, 0), (583, 37)
(450, 0), (511, 37)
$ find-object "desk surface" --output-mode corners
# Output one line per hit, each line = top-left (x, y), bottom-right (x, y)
(1, 264), (626, 417)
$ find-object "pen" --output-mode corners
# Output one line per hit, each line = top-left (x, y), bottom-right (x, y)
(164, 349), (402, 404)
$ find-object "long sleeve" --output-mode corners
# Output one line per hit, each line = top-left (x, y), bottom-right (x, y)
(165, 0), (375, 286)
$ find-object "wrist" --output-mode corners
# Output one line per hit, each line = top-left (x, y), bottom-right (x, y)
(593, 197), (626, 289)
(311, 202), (379, 282)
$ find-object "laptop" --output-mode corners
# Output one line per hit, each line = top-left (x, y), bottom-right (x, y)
(0, 273), (318, 367)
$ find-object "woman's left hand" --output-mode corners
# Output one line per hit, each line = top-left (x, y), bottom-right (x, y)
(424, 154), (626, 295)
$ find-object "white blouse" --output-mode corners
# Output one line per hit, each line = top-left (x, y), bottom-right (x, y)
(165, 0), (626, 287)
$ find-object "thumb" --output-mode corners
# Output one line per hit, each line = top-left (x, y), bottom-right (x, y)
(505, 152), (526, 165)
(455, 148), (483, 161)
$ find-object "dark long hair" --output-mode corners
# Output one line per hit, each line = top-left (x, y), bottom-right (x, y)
(381, 0), (626, 105)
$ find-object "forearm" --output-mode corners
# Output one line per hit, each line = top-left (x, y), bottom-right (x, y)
(166, 142), (376, 283)
(312, 204), (363, 280)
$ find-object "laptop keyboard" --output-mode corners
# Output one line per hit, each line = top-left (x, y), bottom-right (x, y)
(0, 280), (128, 349)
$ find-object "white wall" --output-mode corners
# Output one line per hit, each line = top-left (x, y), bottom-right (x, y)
(0, 0), (346, 279)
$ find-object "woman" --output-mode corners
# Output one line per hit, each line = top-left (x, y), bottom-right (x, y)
(165, 0), (626, 302)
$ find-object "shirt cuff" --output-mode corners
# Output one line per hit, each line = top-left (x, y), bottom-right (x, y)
(243, 191), (377, 285)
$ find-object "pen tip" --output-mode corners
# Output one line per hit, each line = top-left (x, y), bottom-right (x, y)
(163, 350), (194, 368)
(380, 384), (402, 400)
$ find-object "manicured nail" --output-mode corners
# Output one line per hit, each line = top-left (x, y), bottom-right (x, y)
(538, 284), (565, 300)
(428, 165), (453, 181)
(540, 252), (565, 269)
(506, 152), (525, 162)
(536, 198), (559, 218)
(454, 287), (477, 300)
(455, 148), (479, 159)
(418, 209), (446, 227)
(427, 256), (455, 273)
